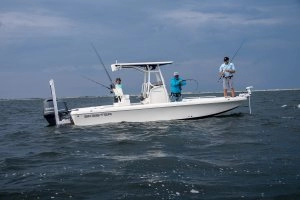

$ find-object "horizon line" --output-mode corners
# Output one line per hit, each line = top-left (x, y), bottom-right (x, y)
(1, 88), (300, 101)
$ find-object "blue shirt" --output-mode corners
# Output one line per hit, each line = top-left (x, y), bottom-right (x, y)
(170, 77), (186, 93)
(115, 84), (122, 89)
(219, 63), (235, 78)
(114, 83), (123, 96)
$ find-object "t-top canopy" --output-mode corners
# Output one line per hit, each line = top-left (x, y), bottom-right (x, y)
(111, 61), (173, 71)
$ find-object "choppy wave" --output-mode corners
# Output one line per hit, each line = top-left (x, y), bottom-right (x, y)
(0, 91), (300, 199)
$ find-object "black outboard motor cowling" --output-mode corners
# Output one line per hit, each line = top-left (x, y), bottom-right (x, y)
(43, 98), (70, 126)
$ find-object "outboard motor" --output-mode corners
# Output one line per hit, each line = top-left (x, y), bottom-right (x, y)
(43, 98), (70, 126)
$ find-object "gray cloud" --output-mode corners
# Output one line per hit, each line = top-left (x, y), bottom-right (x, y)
(0, 0), (299, 98)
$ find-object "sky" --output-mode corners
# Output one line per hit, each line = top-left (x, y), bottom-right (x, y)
(0, 0), (299, 99)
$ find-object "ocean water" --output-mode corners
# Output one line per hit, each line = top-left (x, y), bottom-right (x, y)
(0, 90), (299, 200)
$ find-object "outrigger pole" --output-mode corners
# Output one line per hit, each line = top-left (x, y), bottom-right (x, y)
(49, 79), (61, 127)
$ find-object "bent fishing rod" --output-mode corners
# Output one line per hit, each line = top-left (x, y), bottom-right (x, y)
(90, 43), (114, 86)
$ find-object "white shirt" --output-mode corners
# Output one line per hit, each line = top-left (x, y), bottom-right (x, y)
(219, 62), (235, 77)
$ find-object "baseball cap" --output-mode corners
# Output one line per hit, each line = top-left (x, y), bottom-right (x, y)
(224, 57), (229, 61)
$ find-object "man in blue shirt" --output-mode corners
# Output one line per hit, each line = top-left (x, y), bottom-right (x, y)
(170, 72), (186, 102)
(219, 57), (235, 97)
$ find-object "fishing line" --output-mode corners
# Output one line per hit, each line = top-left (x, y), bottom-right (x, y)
(185, 78), (199, 93)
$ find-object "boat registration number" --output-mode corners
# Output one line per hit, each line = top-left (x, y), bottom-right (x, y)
(83, 113), (112, 118)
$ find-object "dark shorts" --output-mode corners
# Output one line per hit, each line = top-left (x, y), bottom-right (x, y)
(171, 93), (182, 102)
(171, 93), (181, 97)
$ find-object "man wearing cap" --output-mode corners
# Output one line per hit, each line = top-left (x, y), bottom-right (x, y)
(111, 77), (123, 102)
(219, 57), (235, 97)
(170, 72), (186, 102)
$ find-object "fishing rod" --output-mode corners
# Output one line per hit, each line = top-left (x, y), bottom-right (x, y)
(90, 43), (114, 85)
(230, 39), (246, 63)
(218, 39), (246, 82)
(81, 75), (112, 91)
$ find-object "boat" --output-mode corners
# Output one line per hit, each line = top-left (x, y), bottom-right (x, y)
(44, 61), (253, 126)
(43, 80), (72, 126)
(43, 98), (70, 126)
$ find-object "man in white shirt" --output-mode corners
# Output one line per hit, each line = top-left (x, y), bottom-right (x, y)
(112, 78), (123, 102)
(219, 57), (236, 97)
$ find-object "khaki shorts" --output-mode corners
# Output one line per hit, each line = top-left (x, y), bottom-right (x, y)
(223, 77), (234, 90)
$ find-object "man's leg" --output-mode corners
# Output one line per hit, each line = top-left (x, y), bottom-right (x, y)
(229, 78), (235, 97)
(231, 88), (235, 97)
(224, 89), (228, 97)
(223, 79), (228, 97)
(171, 94), (177, 102)
(177, 94), (182, 102)
(171, 95), (175, 102)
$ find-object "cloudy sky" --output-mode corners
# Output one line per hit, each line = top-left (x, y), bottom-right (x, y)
(0, 0), (299, 98)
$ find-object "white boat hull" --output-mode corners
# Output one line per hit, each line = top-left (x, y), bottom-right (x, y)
(46, 60), (253, 127)
(70, 96), (248, 126)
